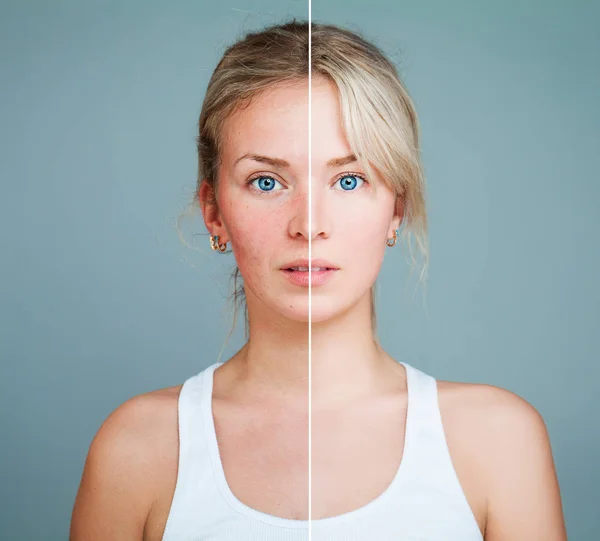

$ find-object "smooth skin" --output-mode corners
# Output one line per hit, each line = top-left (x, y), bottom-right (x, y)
(70, 76), (568, 540)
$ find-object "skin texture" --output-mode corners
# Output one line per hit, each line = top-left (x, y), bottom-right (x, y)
(70, 76), (568, 541)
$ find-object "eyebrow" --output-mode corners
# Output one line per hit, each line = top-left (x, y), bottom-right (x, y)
(326, 154), (357, 167)
(233, 153), (358, 169)
(234, 153), (290, 169)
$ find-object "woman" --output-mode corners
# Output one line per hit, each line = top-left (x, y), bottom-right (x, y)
(70, 20), (567, 541)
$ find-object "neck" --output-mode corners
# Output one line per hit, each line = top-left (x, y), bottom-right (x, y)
(226, 288), (401, 409)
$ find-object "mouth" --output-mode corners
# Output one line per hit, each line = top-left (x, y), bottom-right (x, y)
(279, 264), (339, 287)
(284, 266), (337, 271)
(280, 259), (340, 271)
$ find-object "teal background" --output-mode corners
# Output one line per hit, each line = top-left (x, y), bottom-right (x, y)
(0, 1), (598, 539)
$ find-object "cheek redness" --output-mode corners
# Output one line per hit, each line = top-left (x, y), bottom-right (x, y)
(234, 215), (273, 246)
(230, 222), (270, 269)
(225, 199), (289, 260)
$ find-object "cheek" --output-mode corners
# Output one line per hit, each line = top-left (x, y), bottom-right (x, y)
(338, 199), (392, 249)
(352, 220), (388, 270)
(334, 198), (394, 280)
(221, 199), (286, 277)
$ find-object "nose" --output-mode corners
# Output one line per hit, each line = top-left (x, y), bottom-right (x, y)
(287, 181), (331, 242)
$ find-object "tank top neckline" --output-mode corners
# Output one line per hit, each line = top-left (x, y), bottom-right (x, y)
(200, 360), (418, 529)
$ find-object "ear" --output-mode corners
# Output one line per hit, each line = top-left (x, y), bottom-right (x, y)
(389, 195), (405, 236)
(198, 180), (229, 243)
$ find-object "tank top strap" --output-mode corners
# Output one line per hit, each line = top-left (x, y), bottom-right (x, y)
(399, 362), (479, 520)
(400, 361), (441, 430)
(399, 362), (454, 472)
(161, 363), (225, 541)
(176, 368), (206, 457)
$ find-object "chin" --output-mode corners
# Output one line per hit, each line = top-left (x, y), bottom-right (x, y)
(253, 285), (370, 325)
(309, 290), (372, 325)
(269, 298), (338, 325)
(307, 302), (350, 324)
(273, 306), (336, 325)
(268, 295), (310, 324)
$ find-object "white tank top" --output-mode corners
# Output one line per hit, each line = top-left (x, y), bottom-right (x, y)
(162, 361), (484, 540)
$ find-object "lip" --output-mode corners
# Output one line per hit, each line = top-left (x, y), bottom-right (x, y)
(279, 258), (340, 270)
(280, 267), (339, 287)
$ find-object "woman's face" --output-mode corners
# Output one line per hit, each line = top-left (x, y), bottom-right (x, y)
(201, 76), (401, 324)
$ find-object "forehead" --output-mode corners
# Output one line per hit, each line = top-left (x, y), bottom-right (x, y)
(219, 77), (353, 168)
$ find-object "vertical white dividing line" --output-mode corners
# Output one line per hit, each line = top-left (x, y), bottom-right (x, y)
(308, 1), (313, 539)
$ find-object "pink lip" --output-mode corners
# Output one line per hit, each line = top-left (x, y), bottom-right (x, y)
(279, 258), (340, 288)
(280, 268), (338, 287)
(279, 258), (340, 270)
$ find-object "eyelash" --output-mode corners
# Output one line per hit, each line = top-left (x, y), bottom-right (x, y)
(246, 172), (369, 193)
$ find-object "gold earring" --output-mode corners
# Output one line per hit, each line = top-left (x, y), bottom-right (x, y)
(210, 235), (227, 252)
(386, 229), (398, 247)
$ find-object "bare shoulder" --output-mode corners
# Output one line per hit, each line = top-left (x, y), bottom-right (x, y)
(437, 379), (555, 473)
(436, 379), (567, 541)
(70, 384), (183, 541)
(91, 385), (182, 450)
(436, 380), (550, 483)
(437, 379), (545, 429)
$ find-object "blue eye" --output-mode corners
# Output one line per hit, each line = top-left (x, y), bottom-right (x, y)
(249, 175), (283, 192)
(335, 174), (365, 191)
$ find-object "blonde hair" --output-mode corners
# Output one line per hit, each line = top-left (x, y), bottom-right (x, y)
(178, 19), (428, 346)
